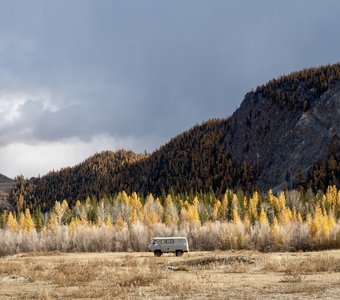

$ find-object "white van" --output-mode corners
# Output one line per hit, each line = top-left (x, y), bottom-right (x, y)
(148, 237), (189, 257)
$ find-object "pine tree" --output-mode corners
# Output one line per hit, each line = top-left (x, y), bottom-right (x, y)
(33, 207), (44, 231)
(0, 211), (6, 229)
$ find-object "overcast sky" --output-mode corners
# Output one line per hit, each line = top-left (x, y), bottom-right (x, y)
(0, 0), (340, 178)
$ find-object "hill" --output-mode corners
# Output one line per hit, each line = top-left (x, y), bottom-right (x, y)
(9, 63), (340, 210)
(0, 173), (13, 184)
(0, 173), (14, 210)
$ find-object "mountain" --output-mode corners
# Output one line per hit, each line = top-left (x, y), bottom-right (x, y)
(0, 174), (14, 210)
(225, 64), (340, 191)
(9, 63), (340, 210)
(0, 173), (13, 184)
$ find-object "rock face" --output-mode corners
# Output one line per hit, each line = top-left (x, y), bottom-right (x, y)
(0, 174), (13, 210)
(224, 81), (340, 191)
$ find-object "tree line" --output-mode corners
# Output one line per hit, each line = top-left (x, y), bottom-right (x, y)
(7, 63), (340, 211)
(1, 186), (340, 255)
(256, 63), (340, 111)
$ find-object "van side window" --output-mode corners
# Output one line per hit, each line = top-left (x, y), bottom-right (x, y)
(161, 240), (165, 244)
(166, 239), (174, 244)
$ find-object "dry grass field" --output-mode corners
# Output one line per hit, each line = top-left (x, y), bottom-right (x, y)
(1, 250), (340, 299)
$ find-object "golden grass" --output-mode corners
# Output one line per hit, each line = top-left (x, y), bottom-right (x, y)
(1, 251), (340, 299)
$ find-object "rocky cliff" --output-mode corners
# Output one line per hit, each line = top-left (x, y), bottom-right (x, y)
(225, 80), (340, 191)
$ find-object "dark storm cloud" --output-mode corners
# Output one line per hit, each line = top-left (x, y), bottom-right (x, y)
(1, 0), (340, 149)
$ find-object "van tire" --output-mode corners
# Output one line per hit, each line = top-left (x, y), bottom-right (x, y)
(175, 250), (183, 257)
(154, 250), (162, 257)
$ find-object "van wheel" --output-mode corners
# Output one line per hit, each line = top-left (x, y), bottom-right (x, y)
(175, 250), (183, 257)
(154, 250), (162, 257)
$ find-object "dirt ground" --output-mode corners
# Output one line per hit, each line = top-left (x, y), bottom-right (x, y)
(1, 249), (340, 299)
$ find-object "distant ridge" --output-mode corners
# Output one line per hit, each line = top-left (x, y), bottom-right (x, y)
(9, 63), (340, 210)
(0, 173), (13, 184)
(0, 173), (13, 210)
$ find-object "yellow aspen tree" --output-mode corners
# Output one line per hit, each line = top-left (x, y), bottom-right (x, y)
(97, 200), (107, 225)
(114, 215), (125, 229)
(311, 206), (322, 237)
(177, 199), (184, 212)
(272, 191), (287, 220)
(248, 191), (259, 222)
(69, 218), (82, 231)
(232, 196), (240, 225)
(259, 207), (268, 227)
(321, 194), (328, 212)
(218, 193), (229, 220)
(326, 185), (337, 209)
(18, 212), (25, 230)
(187, 204), (200, 225)
(179, 206), (189, 224)
(54, 200), (69, 225)
(97, 216), (103, 226)
(271, 217), (279, 237)
(6, 212), (18, 231)
(243, 214), (251, 230)
(270, 217), (282, 245)
(23, 208), (35, 232)
(129, 192), (143, 223)
(271, 216), (286, 248)
(192, 196), (199, 207)
(267, 189), (274, 205)
(278, 206), (292, 226)
(271, 195), (280, 217)
(277, 192), (286, 211)
(155, 198), (164, 220)
(78, 203), (88, 224)
(118, 191), (130, 205)
(164, 195), (179, 226)
(211, 200), (221, 221)
(242, 197), (248, 212)
(143, 194), (159, 226)
(129, 210), (138, 224)
(297, 212), (303, 223)
(321, 212), (330, 238)
(73, 200), (81, 219)
(327, 210), (336, 234)
(183, 200), (189, 210)
(48, 213), (58, 229)
(292, 209), (297, 222)
(105, 215), (113, 227)
(306, 213), (312, 227)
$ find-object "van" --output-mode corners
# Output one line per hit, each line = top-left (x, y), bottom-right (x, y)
(148, 237), (189, 257)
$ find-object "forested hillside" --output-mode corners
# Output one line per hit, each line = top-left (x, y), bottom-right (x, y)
(8, 63), (340, 211)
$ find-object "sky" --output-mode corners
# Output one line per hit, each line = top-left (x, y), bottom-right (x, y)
(0, 0), (340, 179)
